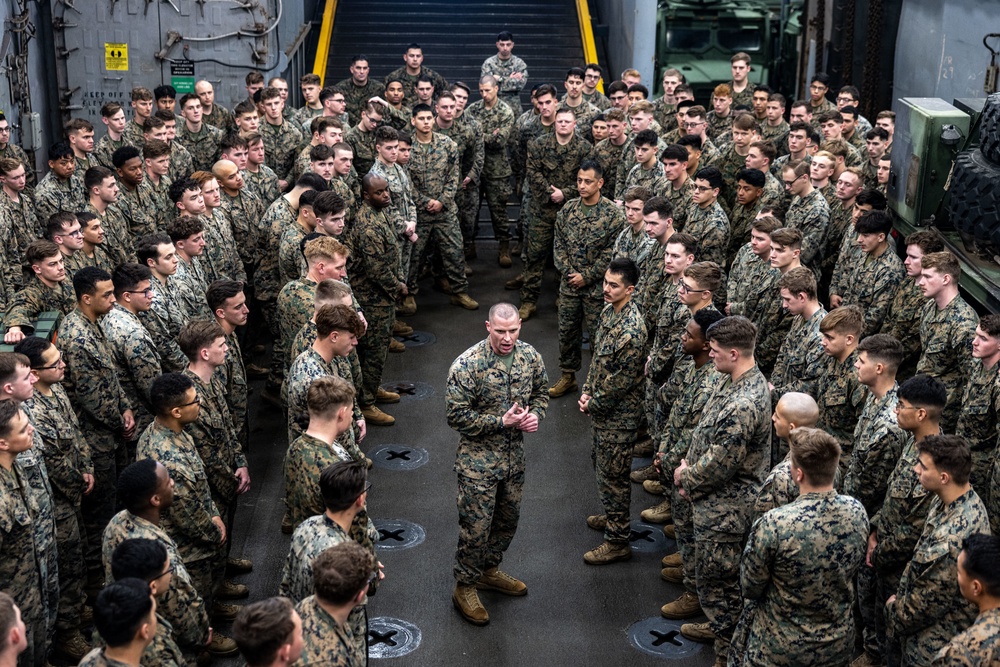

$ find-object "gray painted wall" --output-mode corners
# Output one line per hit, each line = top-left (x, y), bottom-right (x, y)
(594, 0), (657, 85)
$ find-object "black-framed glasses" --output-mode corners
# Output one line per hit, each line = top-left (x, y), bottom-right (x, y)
(148, 565), (176, 583)
(178, 396), (201, 408)
(32, 354), (64, 371)
(692, 185), (714, 193)
(782, 175), (804, 188)
(679, 281), (710, 293)
(363, 480), (373, 494)
(125, 287), (154, 296)
(367, 570), (378, 586)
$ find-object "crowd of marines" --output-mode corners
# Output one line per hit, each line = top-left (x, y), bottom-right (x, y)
(0, 26), (994, 667)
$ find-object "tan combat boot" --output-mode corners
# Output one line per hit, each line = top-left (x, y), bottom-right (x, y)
(548, 372), (577, 398)
(392, 320), (414, 336)
(453, 585), (489, 625)
(206, 631), (239, 656)
(660, 591), (702, 619)
(477, 567), (527, 596)
(450, 293), (480, 310)
(586, 514), (607, 530)
(661, 552), (683, 568)
(643, 479), (665, 494)
(660, 566), (683, 583)
(397, 295), (417, 316)
(640, 499), (673, 523)
(517, 302), (536, 320)
(362, 405), (396, 426)
(504, 274), (524, 290)
(53, 629), (91, 663)
(217, 579), (249, 599)
(498, 240), (512, 267)
(376, 388), (400, 404)
(584, 541), (632, 565)
(389, 338), (406, 353)
(680, 621), (717, 643)
(630, 463), (659, 483)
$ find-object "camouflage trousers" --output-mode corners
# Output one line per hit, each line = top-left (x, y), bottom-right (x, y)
(454, 466), (525, 586)
(457, 180), (482, 245)
(397, 234), (415, 284)
(357, 303), (393, 407)
(185, 550), (226, 613)
(693, 536), (742, 659)
(591, 427), (634, 544)
(556, 287), (603, 372)
(859, 563), (903, 664)
(519, 210), (557, 305)
(52, 496), (86, 632)
(17, 574), (45, 667)
(479, 176), (512, 242)
(81, 432), (119, 585)
(408, 215), (469, 295)
(261, 298), (285, 387)
(670, 488), (697, 593)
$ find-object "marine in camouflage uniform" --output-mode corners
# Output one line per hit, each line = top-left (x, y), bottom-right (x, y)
(0, 453), (58, 667)
(467, 97), (515, 244)
(243, 164), (281, 207)
(613, 222), (655, 264)
(683, 198), (730, 269)
(0, 191), (39, 292)
(344, 124), (379, 180)
(956, 357), (1000, 491)
(614, 135), (668, 201)
(260, 118), (304, 182)
(820, 199), (857, 290)
(102, 305), (159, 437)
(102, 509), (210, 653)
(446, 332), (548, 585)
(553, 196), (621, 377)
(351, 199), (403, 407)
(583, 299), (647, 545)
(116, 180), (159, 239)
(369, 159), (417, 279)
(0, 141), (36, 187)
(333, 77), (386, 126)
(136, 420), (223, 606)
(146, 175), (177, 233)
(92, 135), (126, 170)
(175, 123), (223, 172)
(839, 245), (905, 336)
(34, 171), (86, 223)
(58, 306), (130, 587)
(770, 305), (828, 404)
(917, 295), (977, 432)
(785, 188), (831, 271)
(621, 162), (666, 199)
(881, 277), (927, 381)
(283, 434), (353, 528)
(815, 348), (867, 477)
(384, 66), (448, 103)
(286, 349), (362, 463)
(439, 113), (484, 248)
(200, 208), (244, 284)
(139, 278), (188, 373)
(678, 358), (772, 659)
(761, 120), (790, 155)
(23, 383), (92, 645)
(887, 488), (990, 667)
(726, 197), (764, 268)
(521, 132), (592, 306)
(86, 201), (134, 267)
(166, 143), (195, 185)
(203, 104), (234, 135)
(592, 137), (628, 201)
(407, 131), (469, 295)
(663, 177), (695, 232)
(738, 489), (868, 667)
(296, 595), (365, 667)
(480, 54), (527, 113)
(932, 607), (1000, 666)
(171, 256), (212, 321)
(276, 279), (318, 373)
(4, 278), (75, 332)
(843, 384), (907, 517)
(219, 186), (265, 274)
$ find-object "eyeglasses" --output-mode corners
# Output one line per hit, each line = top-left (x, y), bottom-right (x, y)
(684, 121), (705, 128)
(609, 95), (627, 101)
(894, 405), (920, 412)
(692, 185), (714, 193)
(0, 127), (10, 134)
(124, 287), (154, 296)
(810, 84), (828, 91)
(836, 96), (855, 103)
(782, 175), (804, 188)
(148, 565), (176, 583)
(63, 230), (84, 238)
(679, 281), (710, 293)
(177, 396), (201, 408)
(367, 570), (379, 586)
(33, 355), (64, 371)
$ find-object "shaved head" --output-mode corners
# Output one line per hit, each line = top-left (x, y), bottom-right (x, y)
(212, 159), (238, 179)
(776, 392), (819, 428)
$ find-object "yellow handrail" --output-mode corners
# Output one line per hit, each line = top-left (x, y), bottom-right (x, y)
(575, 0), (603, 93)
(312, 0), (338, 85)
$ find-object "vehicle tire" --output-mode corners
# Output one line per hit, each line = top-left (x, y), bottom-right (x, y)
(948, 149), (1000, 244)
(978, 93), (1000, 165)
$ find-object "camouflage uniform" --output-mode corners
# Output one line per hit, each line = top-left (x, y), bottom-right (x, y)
(553, 196), (621, 373)
(203, 104), (234, 134)
(243, 165), (281, 207)
(351, 202), (403, 407)
(785, 188), (831, 270)
(407, 132), (469, 294)
(660, 358), (724, 594)
(136, 421), (222, 603)
(22, 385), (91, 638)
(63, 247), (115, 282)
(296, 595), (366, 667)
(521, 133), (593, 305)
(751, 456), (798, 522)
(92, 135), (126, 170)
(121, 120), (146, 149)
(622, 163), (667, 199)
(583, 301), (647, 544)
(467, 99), (515, 242)
(260, 118), (304, 181)
(100, 304), (160, 436)
(481, 55), (528, 113)
(881, 278), (927, 380)
(584, 89), (611, 111)
(102, 510), (210, 653)
(714, 144), (751, 212)
(592, 138), (628, 200)
(761, 120), (790, 155)
(332, 77), (385, 126)
(87, 201), (134, 267)
(166, 142), (195, 184)
(369, 159), (417, 279)
(957, 359), (1000, 491)
(726, 198), (764, 267)
(840, 247), (905, 336)
(820, 200), (855, 289)
(58, 308), (130, 583)
(738, 490), (868, 667)
(887, 490), (990, 667)
(34, 171), (86, 223)
(647, 281), (686, 388)
(116, 181), (159, 239)
(816, 349), (868, 477)
(770, 306), (828, 404)
(286, 349), (362, 463)
(282, 433), (352, 526)
(220, 187), (265, 271)
(437, 116), (484, 246)
(613, 136), (668, 201)
(917, 295), (978, 432)
(0, 192), (39, 291)
(447, 336), (548, 586)
(4, 278), (75, 332)
(384, 66), (448, 103)
(727, 246), (775, 318)
(843, 385), (907, 517)
(172, 256), (212, 320)
(201, 208), (245, 284)
(679, 364), (772, 658)
(175, 123), (223, 172)
(146, 176), (176, 232)
(138, 278), (188, 372)
(663, 177), (695, 232)
(761, 171), (784, 210)
(276, 279), (317, 372)
(215, 331), (249, 449)
(932, 607), (1000, 666)
(344, 124), (378, 179)
(635, 239), (669, 340)
(0, 142), (34, 188)
(257, 195), (296, 304)
(683, 200), (730, 268)
(613, 226), (655, 265)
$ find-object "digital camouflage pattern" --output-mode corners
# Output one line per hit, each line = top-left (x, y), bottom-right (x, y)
(815, 349), (867, 475)
(4, 278), (75, 331)
(33, 171), (86, 223)
(295, 595), (366, 667)
(785, 189), (830, 269)
(260, 118), (304, 180)
(843, 385), (907, 516)
(931, 607), (1000, 667)
(956, 359), (1000, 490)
(917, 295), (978, 432)
(175, 123), (223, 172)
(138, 278), (188, 372)
(682, 200), (730, 268)
(839, 247), (905, 336)
(770, 306), (827, 402)
(881, 278), (927, 380)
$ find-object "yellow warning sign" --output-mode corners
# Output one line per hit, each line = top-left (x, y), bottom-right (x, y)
(105, 43), (128, 71)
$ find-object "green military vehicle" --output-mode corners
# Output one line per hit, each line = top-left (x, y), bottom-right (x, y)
(654, 0), (804, 99)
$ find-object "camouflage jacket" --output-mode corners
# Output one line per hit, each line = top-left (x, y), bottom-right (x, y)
(761, 120), (790, 155)
(283, 433), (353, 529)
(888, 490), (990, 667)
(785, 188), (831, 268)
(138, 277), (188, 372)
(622, 163), (667, 201)
(635, 241), (669, 335)
(220, 187), (265, 267)
(509, 112), (549, 184)
(658, 357), (724, 470)
(663, 177), (695, 232)
(582, 300), (647, 430)
(727, 198), (765, 267)
(409, 132), (460, 222)
(203, 104), (234, 134)
(215, 331), (248, 438)
(446, 338), (548, 479)
(437, 117), (484, 186)
(244, 164), (281, 206)
(92, 134), (127, 170)
(815, 349), (868, 465)
(931, 607), (1000, 667)
(175, 123), (223, 172)
(276, 279), (316, 372)
(715, 144), (751, 212)
(295, 595), (366, 667)
(64, 247), (115, 283)
(88, 201), (134, 267)
(917, 295), (978, 431)
(117, 181), (159, 239)
(553, 196), (622, 300)
(344, 124), (378, 178)
(752, 456), (798, 522)
(843, 385), (907, 516)
(333, 77), (386, 125)
(481, 55), (528, 99)
(172, 256), (212, 320)
(102, 511), (209, 649)
(592, 138), (628, 200)
(23, 385), (93, 506)
(384, 65), (448, 101)
(183, 370), (245, 506)
(136, 420), (221, 564)
(201, 208), (245, 283)
(261, 118), (304, 180)
(741, 490), (868, 667)
(821, 199), (856, 279)
(680, 364), (772, 540)
(58, 309), (130, 440)
(614, 135), (668, 202)
(956, 358), (1000, 488)
(34, 171), (86, 222)
(648, 280), (686, 383)
(526, 133), (593, 219)
(771, 305), (828, 402)
(4, 278), (75, 331)
(881, 278), (927, 375)
(100, 304), (160, 434)
(613, 226), (654, 267)
(840, 246), (905, 336)
(728, 246), (779, 318)
(683, 200), (730, 268)
(0, 191), (38, 290)
(280, 512), (378, 603)
(369, 160), (416, 237)
(350, 203), (403, 307)
(167, 142), (194, 184)
(255, 196), (296, 301)
(871, 438), (933, 576)
(466, 99), (516, 179)
(145, 175), (177, 233)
